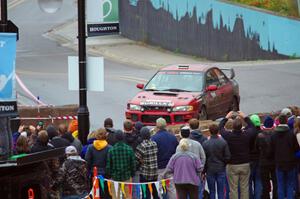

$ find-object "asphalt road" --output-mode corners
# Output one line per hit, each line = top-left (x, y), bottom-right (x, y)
(10, 0), (300, 130)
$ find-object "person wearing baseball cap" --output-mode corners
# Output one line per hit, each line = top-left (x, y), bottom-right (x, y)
(53, 145), (89, 198)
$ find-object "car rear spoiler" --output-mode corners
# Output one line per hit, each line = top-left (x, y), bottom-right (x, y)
(221, 68), (235, 79)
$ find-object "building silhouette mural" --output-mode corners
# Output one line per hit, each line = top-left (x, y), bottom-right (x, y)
(120, 0), (300, 61)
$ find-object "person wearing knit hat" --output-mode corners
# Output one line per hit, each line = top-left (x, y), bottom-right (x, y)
(46, 125), (59, 140)
(250, 114), (261, 127)
(256, 115), (277, 198)
(249, 114), (263, 199)
(134, 121), (144, 134)
(261, 116), (274, 130)
(281, 108), (292, 117)
(68, 120), (78, 139)
(135, 126), (159, 198)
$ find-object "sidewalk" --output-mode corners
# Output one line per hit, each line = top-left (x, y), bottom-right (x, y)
(43, 20), (211, 69)
(44, 20), (300, 69)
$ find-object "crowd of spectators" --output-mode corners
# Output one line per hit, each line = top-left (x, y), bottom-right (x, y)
(10, 107), (300, 199)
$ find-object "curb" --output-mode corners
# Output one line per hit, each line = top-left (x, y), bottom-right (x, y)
(44, 29), (164, 69)
(8, 0), (25, 9)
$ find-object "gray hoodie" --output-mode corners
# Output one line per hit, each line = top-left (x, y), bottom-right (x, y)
(176, 138), (206, 166)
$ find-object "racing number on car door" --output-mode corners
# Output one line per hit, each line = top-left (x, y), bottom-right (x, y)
(205, 69), (222, 118)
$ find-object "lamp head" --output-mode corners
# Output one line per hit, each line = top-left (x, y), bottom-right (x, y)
(38, 0), (63, 14)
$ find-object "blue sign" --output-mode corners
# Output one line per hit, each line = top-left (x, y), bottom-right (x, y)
(0, 33), (17, 101)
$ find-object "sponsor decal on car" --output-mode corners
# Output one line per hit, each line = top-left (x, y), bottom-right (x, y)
(140, 100), (174, 107)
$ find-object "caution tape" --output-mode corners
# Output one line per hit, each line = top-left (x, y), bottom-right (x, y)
(10, 116), (78, 122)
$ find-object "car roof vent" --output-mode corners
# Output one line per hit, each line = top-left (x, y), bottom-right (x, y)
(178, 65), (189, 69)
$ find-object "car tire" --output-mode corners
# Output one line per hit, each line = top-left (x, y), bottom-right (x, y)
(231, 97), (239, 112)
(199, 106), (208, 120)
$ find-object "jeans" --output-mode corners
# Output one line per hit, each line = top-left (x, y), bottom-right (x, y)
(249, 162), (262, 199)
(276, 168), (296, 199)
(225, 175), (230, 199)
(207, 171), (226, 199)
(226, 163), (250, 199)
(260, 165), (277, 199)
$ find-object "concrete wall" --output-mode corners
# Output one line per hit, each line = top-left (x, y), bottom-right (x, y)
(120, 0), (300, 61)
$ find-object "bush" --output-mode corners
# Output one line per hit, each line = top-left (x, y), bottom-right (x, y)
(229, 0), (300, 17)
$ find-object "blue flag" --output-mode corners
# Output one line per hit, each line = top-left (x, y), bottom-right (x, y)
(0, 33), (17, 101)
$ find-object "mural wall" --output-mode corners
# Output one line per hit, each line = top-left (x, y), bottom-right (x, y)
(119, 0), (300, 61)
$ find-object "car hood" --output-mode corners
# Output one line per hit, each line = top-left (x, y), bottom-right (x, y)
(129, 91), (201, 107)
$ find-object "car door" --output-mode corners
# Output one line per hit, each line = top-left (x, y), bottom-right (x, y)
(204, 69), (222, 119)
(213, 68), (234, 117)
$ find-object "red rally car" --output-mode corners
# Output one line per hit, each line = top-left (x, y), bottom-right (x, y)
(125, 64), (240, 125)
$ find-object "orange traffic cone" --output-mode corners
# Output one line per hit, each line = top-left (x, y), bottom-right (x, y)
(93, 167), (100, 199)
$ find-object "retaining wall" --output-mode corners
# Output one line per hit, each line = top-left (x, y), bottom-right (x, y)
(120, 0), (300, 61)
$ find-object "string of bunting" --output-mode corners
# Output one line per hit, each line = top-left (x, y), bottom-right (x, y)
(85, 176), (173, 199)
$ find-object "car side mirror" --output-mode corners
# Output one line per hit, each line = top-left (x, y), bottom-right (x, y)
(136, 83), (144, 89)
(229, 68), (235, 79)
(206, 85), (218, 92)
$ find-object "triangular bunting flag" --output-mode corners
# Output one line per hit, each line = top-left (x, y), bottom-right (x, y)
(154, 181), (161, 198)
(136, 184), (141, 199)
(114, 182), (119, 198)
(107, 181), (112, 196)
(148, 183), (153, 195)
(128, 184), (133, 197)
(99, 175), (105, 193)
(166, 179), (170, 188)
(94, 178), (100, 199)
(161, 179), (166, 193)
(141, 184), (147, 197)
(121, 183), (126, 197)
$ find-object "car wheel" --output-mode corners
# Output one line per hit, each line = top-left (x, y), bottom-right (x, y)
(231, 97), (239, 112)
(199, 106), (208, 120)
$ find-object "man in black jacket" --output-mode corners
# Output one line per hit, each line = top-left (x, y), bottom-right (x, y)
(220, 111), (256, 199)
(271, 114), (299, 199)
(203, 124), (231, 199)
(256, 115), (277, 199)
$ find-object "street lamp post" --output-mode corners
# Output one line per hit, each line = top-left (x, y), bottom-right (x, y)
(77, 0), (89, 145)
(39, 0), (91, 144)
(0, 0), (8, 32)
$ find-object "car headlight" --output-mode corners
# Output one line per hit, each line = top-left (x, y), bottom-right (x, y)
(172, 106), (194, 112)
(128, 104), (142, 111)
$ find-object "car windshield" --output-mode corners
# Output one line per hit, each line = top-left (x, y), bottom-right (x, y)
(144, 71), (204, 92)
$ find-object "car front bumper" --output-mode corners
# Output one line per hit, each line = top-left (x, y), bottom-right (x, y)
(125, 110), (198, 126)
